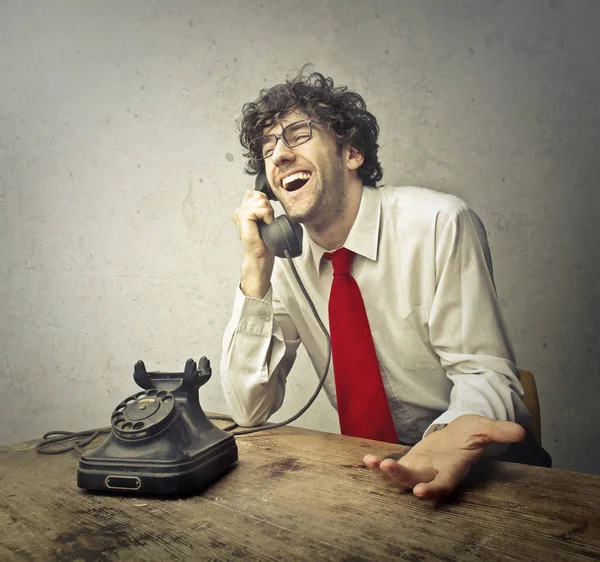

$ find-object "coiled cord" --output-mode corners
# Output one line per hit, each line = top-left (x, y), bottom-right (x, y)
(36, 250), (331, 455)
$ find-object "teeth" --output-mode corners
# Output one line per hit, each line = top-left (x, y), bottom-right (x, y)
(282, 172), (311, 187)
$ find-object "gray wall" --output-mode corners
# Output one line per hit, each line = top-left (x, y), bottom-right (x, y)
(1, 0), (598, 475)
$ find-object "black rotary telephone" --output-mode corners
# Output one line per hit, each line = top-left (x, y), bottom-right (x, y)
(77, 358), (238, 495)
(72, 173), (308, 497)
(254, 170), (303, 258)
(54, 173), (328, 498)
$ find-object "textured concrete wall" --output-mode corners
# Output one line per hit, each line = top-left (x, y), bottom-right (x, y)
(1, 0), (598, 474)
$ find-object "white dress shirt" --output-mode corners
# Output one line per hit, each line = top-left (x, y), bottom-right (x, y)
(220, 185), (530, 444)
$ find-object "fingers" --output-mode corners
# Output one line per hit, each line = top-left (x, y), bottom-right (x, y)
(363, 455), (438, 491)
(447, 415), (527, 449)
(381, 458), (438, 490)
(465, 419), (527, 449)
(482, 420), (526, 444)
(412, 464), (470, 500)
(363, 455), (396, 486)
(363, 454), (381, 468)
(363, 418), (527, 501)
(234, 190), (275, 225)
(233, 190), (275, 258)
(364, 454), (469, 500)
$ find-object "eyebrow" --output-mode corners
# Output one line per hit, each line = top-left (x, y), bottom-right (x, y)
(266, 115), (309, 130)
(265, 119), (310, 135)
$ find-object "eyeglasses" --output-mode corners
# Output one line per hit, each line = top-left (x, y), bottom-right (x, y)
(249, 120), (320, 160)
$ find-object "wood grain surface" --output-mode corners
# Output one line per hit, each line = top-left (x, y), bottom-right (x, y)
(0, 422), (599, 561)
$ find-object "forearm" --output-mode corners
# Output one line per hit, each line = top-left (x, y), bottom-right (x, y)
(220, 327), (286, 427)
(427, 205), (530, 437)
(425, 352), (529, 457)
(220, 286), (300, 426)
(240, 256), (274, 300)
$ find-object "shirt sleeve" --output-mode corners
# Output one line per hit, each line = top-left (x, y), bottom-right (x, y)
(220, 284), (302, 427)
(424, 204), (531, 446)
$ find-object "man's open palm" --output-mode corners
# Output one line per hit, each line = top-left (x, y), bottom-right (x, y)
(363, 414), (526, 500)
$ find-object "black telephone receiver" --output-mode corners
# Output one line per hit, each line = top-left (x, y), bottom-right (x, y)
(254, 170), (303, 258)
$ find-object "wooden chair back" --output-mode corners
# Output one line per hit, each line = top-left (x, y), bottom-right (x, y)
(519, 369), (542, 445)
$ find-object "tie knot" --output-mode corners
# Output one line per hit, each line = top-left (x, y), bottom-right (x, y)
(325, 248), (355, 275)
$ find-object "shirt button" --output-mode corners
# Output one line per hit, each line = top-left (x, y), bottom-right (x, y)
(263, 315), (271, 322)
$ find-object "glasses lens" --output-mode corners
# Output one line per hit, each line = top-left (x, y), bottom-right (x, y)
(249, 121), (313, 160)
(250, 134), (277, 159)
(283, 121), (312, 148)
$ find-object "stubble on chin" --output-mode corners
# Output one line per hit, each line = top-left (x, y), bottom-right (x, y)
(281, 158), (347, 227)
(292, 190), (346, 231)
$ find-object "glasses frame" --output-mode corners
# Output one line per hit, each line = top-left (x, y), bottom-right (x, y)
(249, 120), (320, 160)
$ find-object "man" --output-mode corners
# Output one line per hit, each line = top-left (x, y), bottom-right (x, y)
(221, 69), (549, 500)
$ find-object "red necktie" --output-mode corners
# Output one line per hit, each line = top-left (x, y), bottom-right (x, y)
(326, 248), (398, 443)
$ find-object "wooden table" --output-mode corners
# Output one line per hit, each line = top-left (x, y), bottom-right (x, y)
(1, 423), (599, 561)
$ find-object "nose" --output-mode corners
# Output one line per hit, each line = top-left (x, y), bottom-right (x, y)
(271, 137), (295, 167)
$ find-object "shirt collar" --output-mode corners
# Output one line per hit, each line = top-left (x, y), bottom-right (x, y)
(304, 186), (381, 272)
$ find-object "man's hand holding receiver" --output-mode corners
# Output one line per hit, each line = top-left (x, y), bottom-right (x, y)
(232, 189), (275, 299)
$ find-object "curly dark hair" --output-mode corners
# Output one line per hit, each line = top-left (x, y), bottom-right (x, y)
(238, 67), (383, 187)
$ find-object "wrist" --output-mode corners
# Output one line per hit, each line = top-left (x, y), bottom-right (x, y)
(240, 257), (273, 299)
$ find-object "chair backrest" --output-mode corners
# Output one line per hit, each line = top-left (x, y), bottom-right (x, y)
(519, 370), (542, 445)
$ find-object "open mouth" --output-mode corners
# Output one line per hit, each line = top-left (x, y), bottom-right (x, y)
(281, 172), (312, 192)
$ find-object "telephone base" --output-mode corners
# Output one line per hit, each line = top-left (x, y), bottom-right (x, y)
(77, 432), (238, 495)
(77, 358), (238, 495)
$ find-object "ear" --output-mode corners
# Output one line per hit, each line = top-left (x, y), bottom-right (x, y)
(345, 146), (365, 171)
